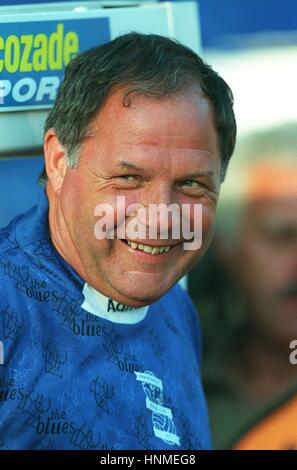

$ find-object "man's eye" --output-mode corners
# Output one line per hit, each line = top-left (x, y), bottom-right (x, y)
(120, 175), (136, 181)
(178, 179), (218, 202)
(182, 180), (200, 187)
(113, 175), (139, 187)
(179, 180), (205, 191)
(261, 226), (297, 243)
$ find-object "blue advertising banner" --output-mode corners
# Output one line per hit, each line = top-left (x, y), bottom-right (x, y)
(0, 17), (110, 111)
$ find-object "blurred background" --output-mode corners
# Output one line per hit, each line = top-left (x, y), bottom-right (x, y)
(1, 0), (296, 449)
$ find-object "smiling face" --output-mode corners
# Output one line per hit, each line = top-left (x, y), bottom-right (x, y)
(45, 86), (221, 306)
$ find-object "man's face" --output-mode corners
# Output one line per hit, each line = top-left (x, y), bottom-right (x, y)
(232, 197), (297, 345)
(52, 87), (221, 306)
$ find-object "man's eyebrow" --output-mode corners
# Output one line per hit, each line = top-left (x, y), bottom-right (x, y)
(116, 162), (215, 179)
(182, 170), (215, 179)
(116, 160), (145, 172)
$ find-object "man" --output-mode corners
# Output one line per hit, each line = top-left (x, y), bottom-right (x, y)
(0, 33), (236, 450)
(193, 124), (297, 449)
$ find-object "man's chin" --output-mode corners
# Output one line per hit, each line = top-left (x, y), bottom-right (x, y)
(112, 276), (177, 307)
(115, 287), (168, 307)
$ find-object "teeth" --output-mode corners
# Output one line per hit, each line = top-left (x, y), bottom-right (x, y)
(126, 240), (172, 255)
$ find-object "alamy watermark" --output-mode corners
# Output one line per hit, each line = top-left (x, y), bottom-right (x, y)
(0, 340), (4, 365)
(289, 340), (297, 365)
(94, 197), (202, 250)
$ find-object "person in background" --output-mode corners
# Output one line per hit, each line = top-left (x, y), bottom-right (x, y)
(190, 123), (297, 449)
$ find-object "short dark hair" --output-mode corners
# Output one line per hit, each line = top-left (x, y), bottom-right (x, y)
(40, 32), (236, 184)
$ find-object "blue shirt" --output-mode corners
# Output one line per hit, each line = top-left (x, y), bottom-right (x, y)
(0, 188), (211, 450)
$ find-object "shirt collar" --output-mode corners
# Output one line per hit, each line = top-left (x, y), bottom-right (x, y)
(81, 282), (149, 325)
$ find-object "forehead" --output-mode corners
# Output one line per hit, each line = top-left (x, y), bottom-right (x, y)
(87, 86), (219, 154)
(247, 163), (297, 201)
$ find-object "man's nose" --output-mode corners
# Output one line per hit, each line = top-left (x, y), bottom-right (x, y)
(140, 184), (178, 234)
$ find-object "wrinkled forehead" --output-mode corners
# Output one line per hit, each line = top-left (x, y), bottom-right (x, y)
(87, 85), (218, 148)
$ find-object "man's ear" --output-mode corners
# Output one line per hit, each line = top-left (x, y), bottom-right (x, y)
(43, 129), (68, 194)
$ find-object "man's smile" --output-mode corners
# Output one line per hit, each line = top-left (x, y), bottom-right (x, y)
(118, 238), (182, 261)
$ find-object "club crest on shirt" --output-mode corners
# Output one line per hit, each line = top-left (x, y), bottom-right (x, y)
(135, 371), (180, 447)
